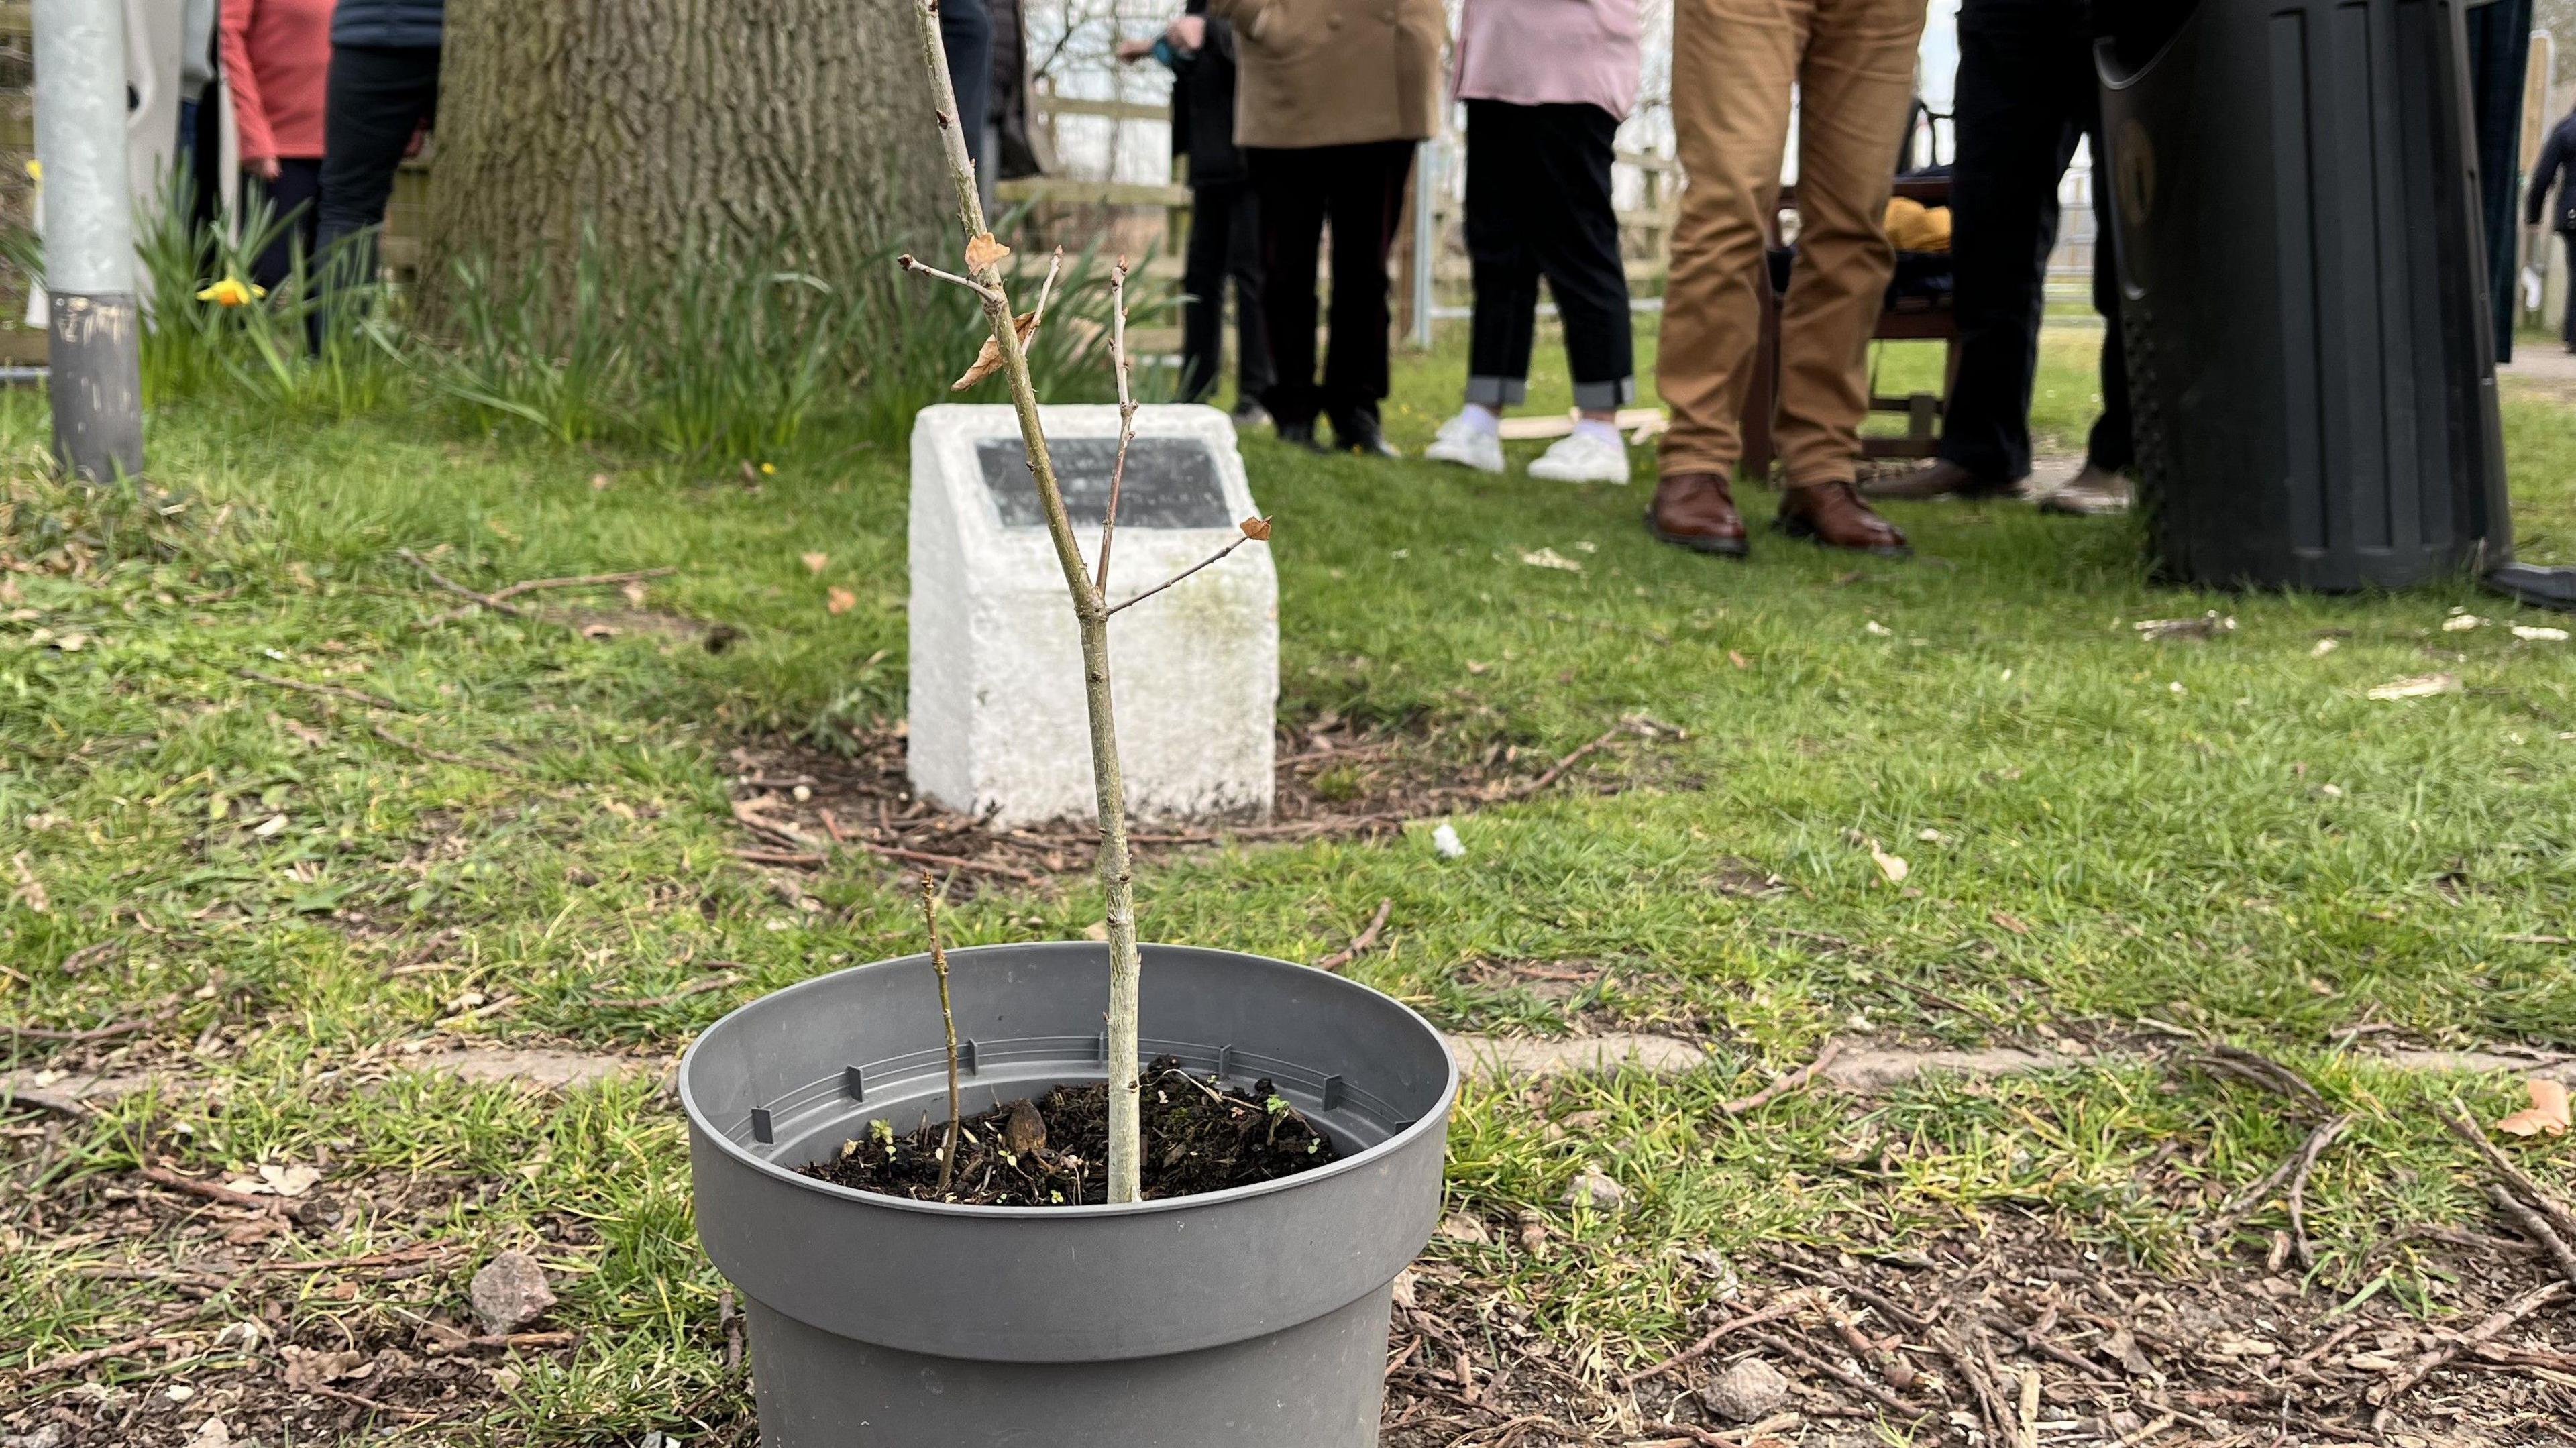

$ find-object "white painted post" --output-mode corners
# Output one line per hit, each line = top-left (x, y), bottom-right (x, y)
(34, 0), (147, 481)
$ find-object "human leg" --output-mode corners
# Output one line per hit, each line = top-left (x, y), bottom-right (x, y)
(315, 45), (441, 291)
(1655, 0), (1804, 484)
(1248, 147), (1326, 434)
(1319, 138), (1415, 451)
(1179, 181), (1234, 403)
(1222, 184), (1273, 405)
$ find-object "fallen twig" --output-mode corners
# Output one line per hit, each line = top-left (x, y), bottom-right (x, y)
(2445, 1102), (2576, 1245)
(1633, 1424), (1742, 1448)
(422, 1329), (579, 1355)
(0, 1082), (96, 1117)
(1509, 726), (1629, 799)
(9, 1307), (204, 1378)
(235, 667), (414, 712)
(2185, 1042), (2323, 1105)
(398, 548), (530, 618)
(1929, 1322), (2015, 1447)
(2486, 1184), (2576, 1293)
(2288, 1113), (2353, 1270)
(140, 1162), (274, 1211)
(1718, 1040), (1844, 1118)
(2368, 1280), (2567, 1417)
(1619, 1290), (1814, 1388)
(1317, 898), (1394, 972)
(305, 1384), (437, 1421)
(368, 721), (519, 775)
(9, 1007), (176, 1043)
(729, 847), (827, 867)
(857, 838), (1040, 884)
(1749, 1328), (1926, 1418)
(586, 973), (743, 1009)
(486, 566), (674, 603)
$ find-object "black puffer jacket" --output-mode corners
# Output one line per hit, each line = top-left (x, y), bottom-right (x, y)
(331, 0), (445, 49)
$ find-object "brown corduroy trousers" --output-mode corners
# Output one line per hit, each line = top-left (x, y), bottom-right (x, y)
(1656, 0), (1929, 486)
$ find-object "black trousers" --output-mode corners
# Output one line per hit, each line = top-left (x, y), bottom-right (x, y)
(940, 0), (993, 182)
(2559, 233), (2576, 347)
(1179, 179), (1273, 404)
(1463, 100), (1633, 412)
(1939, 0), (2133, 480)
(248, 160), (323, 292)
(1246, 140), (1415, 431)
(316, 44), (440, 289)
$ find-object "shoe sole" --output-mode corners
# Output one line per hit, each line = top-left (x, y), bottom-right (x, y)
(1529, 468), (1633, 485)
(1424, 449), (1505, 474)
(2036, 496), (2130, 517)
(1644, 511), (1749, 557)
(1772, 514), (1911, 558)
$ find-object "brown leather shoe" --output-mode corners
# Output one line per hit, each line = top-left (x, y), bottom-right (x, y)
(1775, 481), (1910, 557)
(1646, 471), (1749, 557)
(1861, 457), (2023, 501)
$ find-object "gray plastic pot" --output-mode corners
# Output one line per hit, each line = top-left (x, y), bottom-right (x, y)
(680, 942), (1459, 1447)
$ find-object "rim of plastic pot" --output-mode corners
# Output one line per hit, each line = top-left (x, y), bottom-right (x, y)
(678, 942), (1461, 1220)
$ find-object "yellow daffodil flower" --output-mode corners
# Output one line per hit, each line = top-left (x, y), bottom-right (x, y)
(193, 278), (266, 307)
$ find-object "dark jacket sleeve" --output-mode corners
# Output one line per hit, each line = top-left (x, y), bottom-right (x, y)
(2528, 125), (2567, 228)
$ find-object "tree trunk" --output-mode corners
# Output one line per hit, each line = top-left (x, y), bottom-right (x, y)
(426, 0), (947, 315)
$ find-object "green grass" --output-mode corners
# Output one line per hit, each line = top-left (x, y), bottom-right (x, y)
(5, 318), (2574, 1438)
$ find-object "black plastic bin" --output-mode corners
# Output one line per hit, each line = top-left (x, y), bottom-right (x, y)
(2096, 0), (2514, 591)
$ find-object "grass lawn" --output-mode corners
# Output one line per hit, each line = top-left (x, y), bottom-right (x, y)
(5, 317), (2576, 1445)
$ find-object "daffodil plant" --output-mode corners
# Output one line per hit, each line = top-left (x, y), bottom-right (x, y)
(899, 4), (1271, 1205)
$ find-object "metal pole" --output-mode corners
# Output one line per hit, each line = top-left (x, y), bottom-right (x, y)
(34, 0), (145, 482)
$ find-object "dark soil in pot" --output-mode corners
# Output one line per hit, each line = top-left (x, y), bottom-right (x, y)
(798, 1054), (1343, 1205)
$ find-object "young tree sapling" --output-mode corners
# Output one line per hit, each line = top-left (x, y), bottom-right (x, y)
(898, 5), (1272, 1204)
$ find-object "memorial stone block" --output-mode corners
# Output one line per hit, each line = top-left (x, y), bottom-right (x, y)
(908, 403), (1278, 827)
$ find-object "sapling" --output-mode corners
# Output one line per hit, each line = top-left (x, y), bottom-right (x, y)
(898, 5), (1271, 1204)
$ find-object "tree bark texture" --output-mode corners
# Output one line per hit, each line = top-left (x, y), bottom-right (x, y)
(426, 0), (948, 316)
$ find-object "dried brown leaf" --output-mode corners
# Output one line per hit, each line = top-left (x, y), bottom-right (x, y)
(801, 552), (830, 575)
(951, 312), (1040, 391)
(825, 587), (857, 616)
(964, 232), (1012, 272)
(1239, 516), (1273, 541)
(2497, 1078), (2572, 1137)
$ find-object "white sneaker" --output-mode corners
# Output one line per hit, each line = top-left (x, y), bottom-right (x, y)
(1423, 412), (1505, 474)
(1526, 428), (1633, 484)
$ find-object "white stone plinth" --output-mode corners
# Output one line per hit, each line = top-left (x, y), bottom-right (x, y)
(907, 403), (1277, 827)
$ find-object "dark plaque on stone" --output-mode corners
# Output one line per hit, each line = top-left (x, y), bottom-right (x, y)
(977, 436), (1233, 530)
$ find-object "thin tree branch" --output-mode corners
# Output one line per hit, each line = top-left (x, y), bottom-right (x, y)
(1106, 533), (1261, 616)
(907, 0), (1143, 1202)
(234, 668), (415, 713)
(1095, 256), (1136, 594)
(1030, 246), (1065, 329)
(396, 548), (531, 618)
(895, 252), (1007, 304)
(923, 876), (963, 1196)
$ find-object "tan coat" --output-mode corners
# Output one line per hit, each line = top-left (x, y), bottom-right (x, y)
(1208, 0), (1447, 150)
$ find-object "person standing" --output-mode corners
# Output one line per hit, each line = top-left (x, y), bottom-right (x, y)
(220, 0), (333, 292)
(1210, 0), (1444, 456)
(1866, 0), (2133, 516)
(2526, 102), (2576, 354)
(1119, 1), (1273, 421)
(943, 0), (995, 212)
(1421, 0), (1643, 485)
(315, 0), (444, 294)
(1650, 0), (1927, 557)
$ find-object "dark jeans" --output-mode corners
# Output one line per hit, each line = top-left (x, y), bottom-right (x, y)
(941, 0), (993, 182)
(1939, 0), (2133, 480)
(1463, 99), (1633, 412)
(1179, 179), (1273, 405)
(2560, 233), (2576, 347)
(1246, 140), (1413, 432)
(248, 160), (323, 293)
(316, 43), (440, 292)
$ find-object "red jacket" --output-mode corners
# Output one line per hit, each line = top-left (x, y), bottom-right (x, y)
(221, 0), (333, 162)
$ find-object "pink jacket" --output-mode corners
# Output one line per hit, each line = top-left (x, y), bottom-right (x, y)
(1451, 0), (1644, 122)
